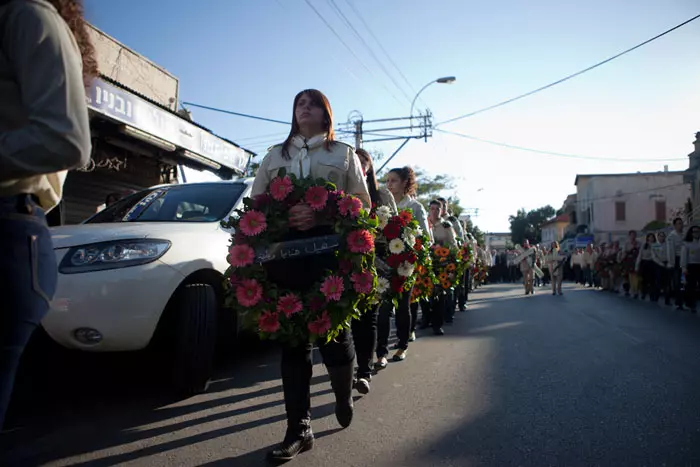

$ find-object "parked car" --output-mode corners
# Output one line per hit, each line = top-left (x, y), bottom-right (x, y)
(43, 179), (252, 395)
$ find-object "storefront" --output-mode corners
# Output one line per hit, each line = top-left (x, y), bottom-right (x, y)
(55, 76), (253, 225)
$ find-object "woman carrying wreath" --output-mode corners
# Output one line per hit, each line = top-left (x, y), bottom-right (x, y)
(350, 148), (396, 394)
(386, 166), (432, 339)
(426, 199), (457, 335)
(251, 89), (370, 461)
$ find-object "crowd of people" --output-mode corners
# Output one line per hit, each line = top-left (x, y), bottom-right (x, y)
(486, 217), (700, 312)
(567, 219), (700, 312)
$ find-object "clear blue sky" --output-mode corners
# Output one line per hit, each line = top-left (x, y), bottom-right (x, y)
(84, 0), (700, 232)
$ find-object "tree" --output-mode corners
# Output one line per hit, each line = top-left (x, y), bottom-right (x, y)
(509, 205), (555, 245)
(379, 166), (483, 236)
(464, 216), (485, 245)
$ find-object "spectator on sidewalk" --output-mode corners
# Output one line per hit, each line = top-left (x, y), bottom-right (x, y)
(0, 0), (95, 430)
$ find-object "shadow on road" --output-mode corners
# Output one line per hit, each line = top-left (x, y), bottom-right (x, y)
(0, 329), (327, 466)
(410, 283), (700, 467)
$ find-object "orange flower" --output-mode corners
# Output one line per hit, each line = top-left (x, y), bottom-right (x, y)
(438, 272), (448, 281)
(438, 247), (450, 258)
(414, 237), (423, 250)
(399, 210), (413, 224)
(423, 277), (433, 287)
(446, 263), (456, 272)
(441, 280), (451, 289)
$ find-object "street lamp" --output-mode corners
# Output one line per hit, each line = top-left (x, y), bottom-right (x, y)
(410, 76), (456, 120)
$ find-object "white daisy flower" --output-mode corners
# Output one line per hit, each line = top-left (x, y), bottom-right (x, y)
(388, 238), (405, 254)
(378, 216), (389, 229)
(377, 277), (390, 294)
(376, 206), (391, 220)
(412, 226), (423, 237)
(403, 232), (416, 247)
(397, 261), (415, 277)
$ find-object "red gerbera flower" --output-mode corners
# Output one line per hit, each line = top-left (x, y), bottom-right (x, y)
(383, 223), (401, 240)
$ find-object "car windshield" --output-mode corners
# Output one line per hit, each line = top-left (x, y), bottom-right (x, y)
(84, 183), (247, 224)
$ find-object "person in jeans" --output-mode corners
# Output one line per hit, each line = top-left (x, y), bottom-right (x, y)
(350, 148), (396, 395)
(0, 0), (95, 430)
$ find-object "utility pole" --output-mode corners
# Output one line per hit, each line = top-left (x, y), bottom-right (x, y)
(354, 119), (363, 149)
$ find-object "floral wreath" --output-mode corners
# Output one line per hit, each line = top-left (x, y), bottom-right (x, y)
(373, 206), (422, 304)
(431, 245), (463, 291)
(222, 169), (378, 345)
(411, 234), (436, 303)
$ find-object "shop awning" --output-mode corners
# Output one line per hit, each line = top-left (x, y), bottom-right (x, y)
(87, 77), (253, 175)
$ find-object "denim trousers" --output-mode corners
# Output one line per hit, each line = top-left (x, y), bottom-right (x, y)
(0, 195), (57, 429)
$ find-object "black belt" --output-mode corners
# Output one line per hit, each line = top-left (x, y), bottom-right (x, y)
(0, 193), (41, 214)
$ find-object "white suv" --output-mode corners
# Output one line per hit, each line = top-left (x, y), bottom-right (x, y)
(44, 179), (252, 394)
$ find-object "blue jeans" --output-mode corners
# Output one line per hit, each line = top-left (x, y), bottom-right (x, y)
(0, 195), (57, 429)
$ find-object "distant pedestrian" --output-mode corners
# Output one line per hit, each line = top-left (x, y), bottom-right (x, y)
(0, 0), (95, 430)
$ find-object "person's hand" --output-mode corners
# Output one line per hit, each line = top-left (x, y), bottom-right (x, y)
(289, 204), (315, 231)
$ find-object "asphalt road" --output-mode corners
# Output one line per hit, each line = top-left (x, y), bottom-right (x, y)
(3, 282), (700, 467)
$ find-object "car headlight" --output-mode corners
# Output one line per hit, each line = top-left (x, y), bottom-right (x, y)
(58, 239), (171, 274)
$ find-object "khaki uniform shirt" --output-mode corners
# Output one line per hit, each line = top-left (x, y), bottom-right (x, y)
(252, 140), (370, 208)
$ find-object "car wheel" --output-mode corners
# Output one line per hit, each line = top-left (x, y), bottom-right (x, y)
(171, 283), (217, 396)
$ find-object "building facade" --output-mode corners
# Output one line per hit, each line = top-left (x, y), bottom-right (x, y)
(574, 171), (691, 245)
(683, 132), (700, 221)
(54, 25), (253, 225)
(540, 214), (570, 245)
(485, 232), (511, 251)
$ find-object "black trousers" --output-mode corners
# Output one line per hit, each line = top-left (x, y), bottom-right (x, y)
(410, 302), (419, 333)
(281, 329), (354, 431)
(458, 269), (469, 310)
(351, 306), (377, 379)
(672, 257), (683, 307)
(685, 264), (700, 311)
(377, 291), (412, 357)
(655, 263), (671, 303)
(424, 293), (445, 331)
(639, 260), (655, 300)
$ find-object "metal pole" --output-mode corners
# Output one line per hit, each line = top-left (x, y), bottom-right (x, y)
(354, 120), (363, 148)
(377, 138), (411, 173)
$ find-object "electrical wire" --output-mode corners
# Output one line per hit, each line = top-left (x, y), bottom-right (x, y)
(181, 101), (291, 125)
(437, 13), (700, 126)
(302, 0), (406, 107)
(326, 0), (413, 104)
(436, 128), (687, 163)
(342, 0), (420, 101)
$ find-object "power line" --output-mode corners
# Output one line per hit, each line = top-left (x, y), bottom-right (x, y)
(437, 13), (700, 126)
(436, 128), (687, 163)
(342, 0), (420, 100)
(326, 0), (413, 104)
(302, 0), (406, 107)
(181, 102), (291, 125)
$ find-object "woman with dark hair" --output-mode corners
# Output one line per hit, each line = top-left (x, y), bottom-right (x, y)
(0, 0), (94, 430)
(636, 233), (657, 301)
(252, 89), (370, 461)
(385, 166), (432, 338)
(351, 148), (396, 394)
(681, 225), (700, 313)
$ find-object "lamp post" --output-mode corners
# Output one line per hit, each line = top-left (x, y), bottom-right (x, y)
(410, 76), (456, 121)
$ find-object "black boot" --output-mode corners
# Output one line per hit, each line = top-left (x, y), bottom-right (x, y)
(327, 364), (354, 428)
(268, 424), (314, 462)
(270, 344), (314, 462)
